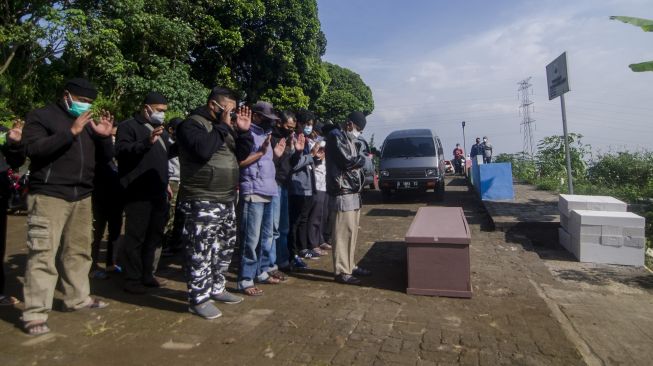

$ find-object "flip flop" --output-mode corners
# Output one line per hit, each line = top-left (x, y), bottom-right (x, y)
(0, 295), (19, 306)
(241, 286), (264, 296)
(65, 297), (109, 312)
(23, 321), (51, 336)
(268, 270), (288, 282)
(259, 276), (281, 285)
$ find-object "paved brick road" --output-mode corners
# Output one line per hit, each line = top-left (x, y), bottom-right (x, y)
(0, 177), (612, 365)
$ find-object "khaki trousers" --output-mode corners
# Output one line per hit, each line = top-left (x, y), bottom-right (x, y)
(23, 194), (93, 322)
(331, 209), (360, 276)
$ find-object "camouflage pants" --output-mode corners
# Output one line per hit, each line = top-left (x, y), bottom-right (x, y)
(179, 200), (236, 305)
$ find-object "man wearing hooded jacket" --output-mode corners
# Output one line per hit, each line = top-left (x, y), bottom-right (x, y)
(21, 78), (114, 335)
(116, 92), (176, 294)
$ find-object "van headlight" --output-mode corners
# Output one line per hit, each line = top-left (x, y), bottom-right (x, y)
(425, 168), (437, 177)
(380, 170), (390, 177)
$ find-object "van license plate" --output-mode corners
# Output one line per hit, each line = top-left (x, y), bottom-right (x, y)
(397, 181), (418, 189)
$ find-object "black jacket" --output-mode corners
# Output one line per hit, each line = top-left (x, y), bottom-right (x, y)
(23, 102), (113, 202)
(176, 106), (235, 163)
(115, 113), (177, 201)
(325, 126), (366, 196)
(270, 126), (293, 187)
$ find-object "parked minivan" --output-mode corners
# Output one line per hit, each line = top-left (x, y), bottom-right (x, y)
(378, 129), (446, 201)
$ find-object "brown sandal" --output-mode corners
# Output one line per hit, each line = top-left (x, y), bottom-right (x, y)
(260, 276), (281, 285)
(241, 286), (264, 296)
(268, 270), (288, 282)
(24, 321), (51, 336)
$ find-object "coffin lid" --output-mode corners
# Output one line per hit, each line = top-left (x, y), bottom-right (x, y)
(405, 207), (471, 245)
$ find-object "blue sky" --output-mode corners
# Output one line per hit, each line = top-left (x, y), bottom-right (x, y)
(317, 0), (653, 158)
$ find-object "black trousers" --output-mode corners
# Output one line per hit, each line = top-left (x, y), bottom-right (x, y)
(307, 191), (327, 249)
(288, 195), (314, 257)
(122, 196), (167, 282)
(91, 193), (123, 268)
(0, 183), (7, 294)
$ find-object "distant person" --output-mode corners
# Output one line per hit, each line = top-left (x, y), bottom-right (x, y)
(21, 78), (114, 335)
(0, 120), (25, 306)
(116, 92), (176, 294)
(482, 136), (493, 164)
(326, 112), (370, 285)
(453, 143), (464, 174)
(470, 137), (482, 160)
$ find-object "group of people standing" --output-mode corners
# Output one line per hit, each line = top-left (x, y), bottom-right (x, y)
(0, 78), (373, 335)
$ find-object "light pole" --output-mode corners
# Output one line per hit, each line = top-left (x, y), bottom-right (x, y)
(461, 121), (467, 158)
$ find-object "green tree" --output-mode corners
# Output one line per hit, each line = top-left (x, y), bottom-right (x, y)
(536, 133), (590, 181)
(610, 16), (653, 72)
(315, 62), (374, 122)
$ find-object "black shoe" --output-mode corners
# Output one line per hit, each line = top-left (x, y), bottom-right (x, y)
(353, 267), (372, 277)
(335, 274), (361, 285)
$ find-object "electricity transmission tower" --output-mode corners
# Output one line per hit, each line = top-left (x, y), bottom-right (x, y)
(518, 77), (536, 159)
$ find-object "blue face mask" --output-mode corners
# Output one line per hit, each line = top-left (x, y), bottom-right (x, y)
(66, 93), (92, 117)
(303, 126), (313, 135)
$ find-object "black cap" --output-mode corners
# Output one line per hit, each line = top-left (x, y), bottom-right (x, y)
(251, 101), (279, 120)
(143, 92), (168, 105)
(348, 111), (367, 130)
(65, 78), (97, 100)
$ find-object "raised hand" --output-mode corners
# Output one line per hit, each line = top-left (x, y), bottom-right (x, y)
(294, 133), (305, 152)
(235, 106), (252, 132)
(70, 111), (93, 136)
(90, 109), (114, 137)
(149, 126), (164, 145)
(259, 134), (271, 154)
(7, 119), (23, 143)
(273, 136), (286, 158)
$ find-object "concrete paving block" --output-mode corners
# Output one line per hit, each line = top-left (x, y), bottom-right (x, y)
(559, 195), (627, 215)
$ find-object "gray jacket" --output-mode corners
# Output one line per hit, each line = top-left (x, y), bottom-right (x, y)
(289, 147), (315, 196)
(482, 142), (493, 158)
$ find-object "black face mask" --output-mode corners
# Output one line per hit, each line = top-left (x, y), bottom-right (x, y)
(280, 127), (293, 137)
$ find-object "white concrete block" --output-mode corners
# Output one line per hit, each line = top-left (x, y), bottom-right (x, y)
(558, 194), (627, 215)
(576, 241), (644, 266)
(624, 236), (646, 249)
(569, 210), (644, 229)
(600, 235), (624, 247)
(560, 213), (568, 231)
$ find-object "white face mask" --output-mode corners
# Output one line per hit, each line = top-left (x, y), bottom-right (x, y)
(147, 105), (165, 125)
(483, 139), (487, 143)
(351, 129), (361, 138)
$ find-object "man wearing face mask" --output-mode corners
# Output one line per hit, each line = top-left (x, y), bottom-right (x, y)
(115, 92), (177, 294)
(325, 111), (369, 285)
(21, 78), (114, 335)
(481, 136), (493, 164)
(235, 101), (287, 296)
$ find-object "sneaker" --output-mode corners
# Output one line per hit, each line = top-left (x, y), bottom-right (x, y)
(292, 255), (308, 269)
(211, 291), (243, 304)
(89, 269), (109, 280)
(106, 265), (122, 273)
(300, 249), (320, 260)
(335, 274), (361, 285)
(143, 276), (168, 288)
(189, 302), (222, 320)
(353, 267), (372, 277)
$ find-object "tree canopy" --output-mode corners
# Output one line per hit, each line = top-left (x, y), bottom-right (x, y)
(0, 0), (373, 123)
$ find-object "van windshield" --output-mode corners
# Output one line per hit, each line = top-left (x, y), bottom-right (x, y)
(382, 137), (436, 158)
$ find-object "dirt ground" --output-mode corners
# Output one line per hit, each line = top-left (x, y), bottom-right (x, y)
(0, 176), (651, 365)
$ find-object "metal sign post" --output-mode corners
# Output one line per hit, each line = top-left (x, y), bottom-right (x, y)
(546, 52), (574, 194)
(461, 121), (467, 158)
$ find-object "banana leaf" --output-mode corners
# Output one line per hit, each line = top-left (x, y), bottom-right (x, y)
(629, 61), (653, 72)
(610, 16), (653, 31)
